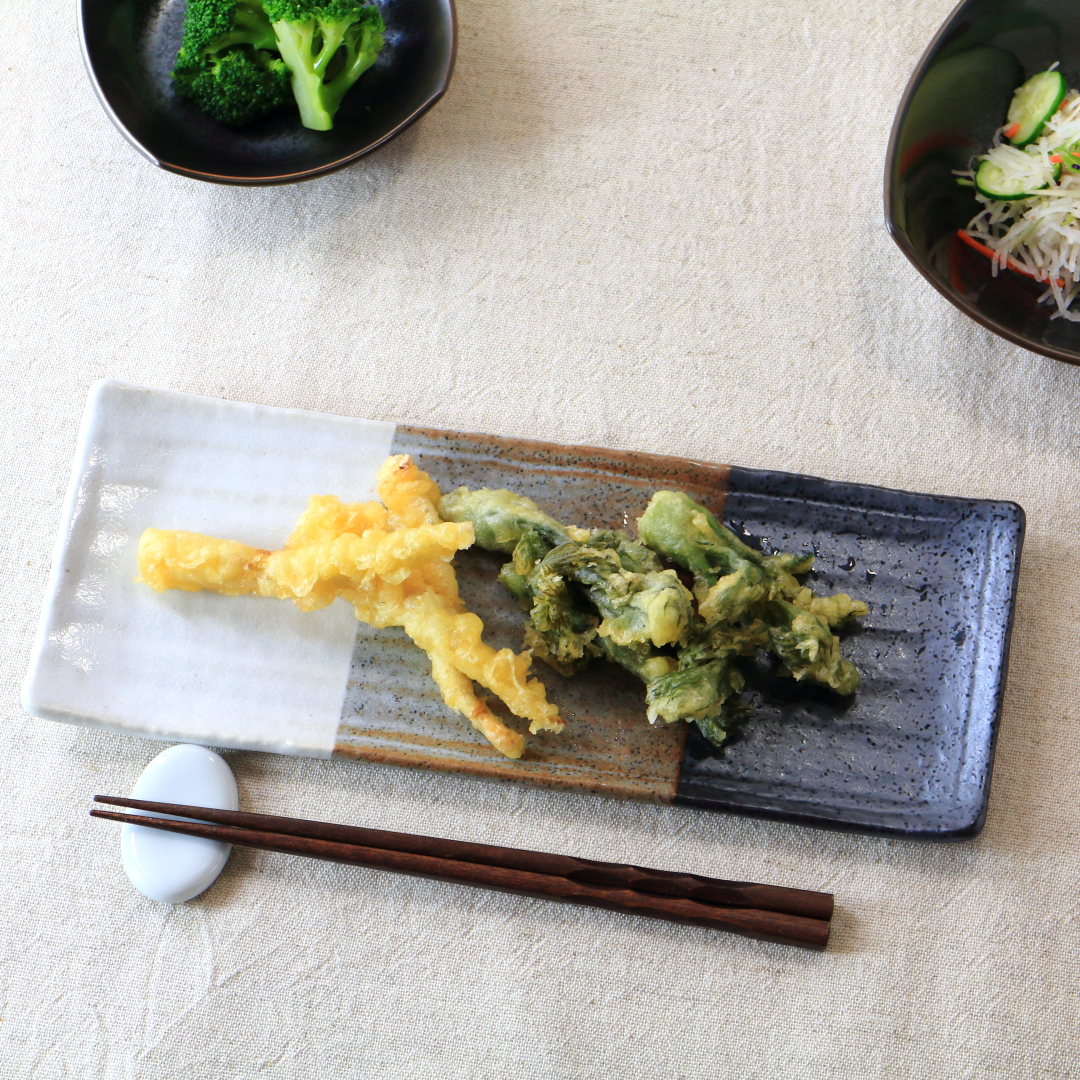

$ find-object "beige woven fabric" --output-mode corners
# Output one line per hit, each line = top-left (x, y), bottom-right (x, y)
(1, 0), (1078, 1076)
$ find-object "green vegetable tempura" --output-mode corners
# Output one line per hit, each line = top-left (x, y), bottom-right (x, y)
(439, 487), (868, 749)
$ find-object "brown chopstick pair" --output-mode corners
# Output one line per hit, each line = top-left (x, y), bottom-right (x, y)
(91, 796), (833, 949)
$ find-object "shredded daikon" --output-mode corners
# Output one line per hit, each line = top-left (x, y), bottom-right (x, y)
(960, 89), (1080, 319)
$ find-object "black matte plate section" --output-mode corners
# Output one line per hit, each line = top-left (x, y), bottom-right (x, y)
(675, 466), (1024, 839)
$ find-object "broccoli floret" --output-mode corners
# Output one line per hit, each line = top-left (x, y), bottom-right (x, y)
(262, 0), (386, 131)
(173, 0), (291, 126)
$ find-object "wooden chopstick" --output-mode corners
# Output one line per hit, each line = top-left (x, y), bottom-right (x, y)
(91, 797), (832, 949)
(95, 796), (833, 920)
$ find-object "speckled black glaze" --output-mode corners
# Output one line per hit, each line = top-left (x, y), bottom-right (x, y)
(675, 466), (1024, 839)
(885, 0), (1080, 364)
(79, 0), (455, 184)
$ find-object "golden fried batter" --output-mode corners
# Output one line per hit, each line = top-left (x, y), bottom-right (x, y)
(136, 457), (562, 758)
(138, 522), (473, 603)
(285, 495), (388, 548)
(377, 454), (442, 528)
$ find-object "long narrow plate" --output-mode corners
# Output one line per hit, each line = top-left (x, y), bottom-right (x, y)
(25, 383), (1024, 838)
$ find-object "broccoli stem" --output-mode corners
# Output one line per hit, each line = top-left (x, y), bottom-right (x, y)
(270, 20), (335, 130)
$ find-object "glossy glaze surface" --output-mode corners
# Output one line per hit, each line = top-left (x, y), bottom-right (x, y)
(121, 743), (238, 903)
(334, 428), (1025, 838)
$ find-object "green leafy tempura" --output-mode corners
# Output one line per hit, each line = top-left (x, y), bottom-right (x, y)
(440, 486), (868, 749)
(440, 489), (694, 679)
(638, 491), (865, 708)
(539, 533), (692, 650)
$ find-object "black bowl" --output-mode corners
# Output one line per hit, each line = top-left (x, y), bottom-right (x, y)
(80, 0), (455, 184)
(886, 0), (1080, 365)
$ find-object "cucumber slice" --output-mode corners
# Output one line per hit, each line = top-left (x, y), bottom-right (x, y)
(1007, 70), (1066, 146)
(975, 145), (1060, 199)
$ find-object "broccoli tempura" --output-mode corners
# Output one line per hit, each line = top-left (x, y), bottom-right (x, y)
(638, 491), (866, 627)
(539, 533), (692, 650)
(438, 488), (576, 553)
(765, 601), (861, 695)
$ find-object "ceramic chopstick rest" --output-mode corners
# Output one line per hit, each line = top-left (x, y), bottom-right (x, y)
(120, 744), (238, 903)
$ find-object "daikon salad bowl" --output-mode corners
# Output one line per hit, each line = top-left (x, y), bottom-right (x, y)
(886, 0), (1080, 366)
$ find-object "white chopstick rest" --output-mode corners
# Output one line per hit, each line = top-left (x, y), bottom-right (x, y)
(120, 744), (238, 904)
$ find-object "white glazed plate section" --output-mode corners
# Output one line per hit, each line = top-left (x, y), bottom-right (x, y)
(23, 381), (396, 756)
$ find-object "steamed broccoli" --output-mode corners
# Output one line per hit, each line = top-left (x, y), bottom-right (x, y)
(173, 0), (292, 126)
(263, 0), (386, 131)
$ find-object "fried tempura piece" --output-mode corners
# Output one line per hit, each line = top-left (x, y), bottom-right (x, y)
(442, 484), (866, 751)
(286, 495), (388, 548)
(138, 523), (474, 603)
(376, 454), (466, 604)
(314, 570), (536, 756)
(138, 530), (269, 595)
(398, 593), (562, 736)
(378, 460), (561, 744)
(137, 457), (562, 759)
(425, 654), (526, 759)
(377, 454), (442, 528)
(269, 523), (473, 593)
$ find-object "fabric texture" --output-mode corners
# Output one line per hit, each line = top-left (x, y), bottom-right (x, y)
(1, 1), (1077, 1077)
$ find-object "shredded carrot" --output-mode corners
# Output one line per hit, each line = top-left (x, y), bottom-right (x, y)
(955, 229), (1066, 287)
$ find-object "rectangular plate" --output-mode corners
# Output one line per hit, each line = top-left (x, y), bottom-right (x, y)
(25, 383), (1025, 838)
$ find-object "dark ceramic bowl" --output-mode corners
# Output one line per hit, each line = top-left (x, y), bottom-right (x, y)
(80, 0), (455, 184)
(886, 0), (1080, 365)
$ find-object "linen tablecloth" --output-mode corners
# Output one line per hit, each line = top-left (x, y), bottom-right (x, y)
(1, 1), (1077, 1076)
